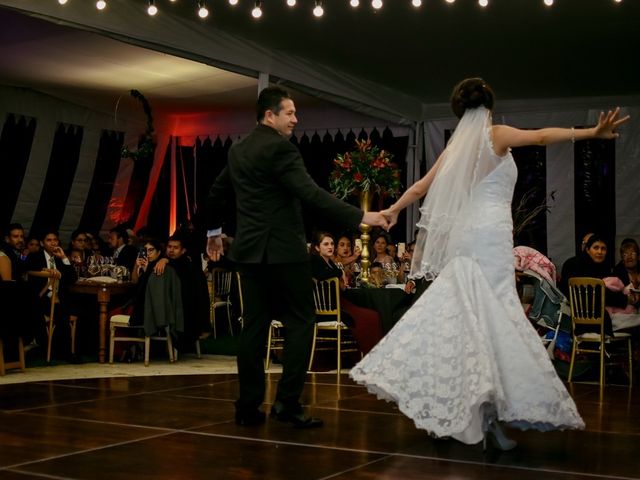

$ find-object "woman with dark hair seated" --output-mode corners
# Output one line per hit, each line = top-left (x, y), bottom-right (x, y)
(560, 233), (625, 336)
(310, 231), (383, 354)
(612, 238), (640, 309)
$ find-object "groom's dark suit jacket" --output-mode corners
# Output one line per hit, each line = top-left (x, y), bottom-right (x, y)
(206, 123), (363, 410)
(207, 124), (362, 262)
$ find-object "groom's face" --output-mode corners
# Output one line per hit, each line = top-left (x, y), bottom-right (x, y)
(269, 99), (298, 137)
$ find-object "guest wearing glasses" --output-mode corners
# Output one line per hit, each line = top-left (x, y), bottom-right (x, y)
(613, 238), (640, 309)
(129, 239), (183, 333)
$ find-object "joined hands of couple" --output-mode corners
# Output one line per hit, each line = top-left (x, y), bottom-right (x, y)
(361, 209), (399, 232)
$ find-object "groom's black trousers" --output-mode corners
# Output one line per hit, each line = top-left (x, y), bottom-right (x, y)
(236, 261), (315, 412)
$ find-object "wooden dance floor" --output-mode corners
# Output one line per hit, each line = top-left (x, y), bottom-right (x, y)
(1, 373), (639, 479)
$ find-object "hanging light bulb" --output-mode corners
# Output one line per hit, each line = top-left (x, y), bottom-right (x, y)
(313, 0), (324, 17)
(252, 1), (263, 18)
(58, 0), (68, 5)
(371, 0), (383, 9)
(350, 0), (360, 7)
(228, 0), (238, 5)
(411, 0), (422, 7)
(445, 0), (455, 4)
(96, 0), (107, 10)
(543, 0), (554, 5)
(287, 0), (297, 6)
(147, 0), (158, 15)
(198, 0), (209, 18)
(478, 0), (488, 6)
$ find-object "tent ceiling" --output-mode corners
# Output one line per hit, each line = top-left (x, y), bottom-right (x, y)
(0, 1), (638, 118)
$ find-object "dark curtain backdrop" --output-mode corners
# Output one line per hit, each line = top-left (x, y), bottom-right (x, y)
(574, 138), (616, 265)
(0, 114), (37, 228)
(512, 145), (547, 253)
(30, 123), (83, 238)
(145, 142), (172, 239)
(79, 130), (125, 234)
(120, 136), (155, 227)
(158, 129), (409, 245)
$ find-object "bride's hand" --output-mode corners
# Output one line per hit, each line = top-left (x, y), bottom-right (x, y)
(381, 208), (399, 229)
(594, 107), (630, 140)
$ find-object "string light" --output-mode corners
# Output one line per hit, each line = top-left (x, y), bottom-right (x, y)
(252, 1), (263, 18)
(313, 0), (324, 17)
(197, 0), (209, 18)
(147, 0), (158, 16)
(55, 0), (620, 20)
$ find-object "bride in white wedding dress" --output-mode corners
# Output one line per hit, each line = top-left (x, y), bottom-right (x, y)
(350, 78), (630, 449)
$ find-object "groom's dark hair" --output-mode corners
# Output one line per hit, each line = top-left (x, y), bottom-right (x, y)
(257, 87), (292, 122)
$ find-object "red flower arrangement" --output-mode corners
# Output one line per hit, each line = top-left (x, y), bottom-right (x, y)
(329, 139), (402, 200)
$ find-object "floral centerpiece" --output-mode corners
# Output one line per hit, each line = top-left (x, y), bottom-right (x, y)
(329, 139), (402, 203)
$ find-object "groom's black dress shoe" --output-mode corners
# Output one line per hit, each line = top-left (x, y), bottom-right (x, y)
(269, 402), (323, 429)
(235, 409), (266, 426)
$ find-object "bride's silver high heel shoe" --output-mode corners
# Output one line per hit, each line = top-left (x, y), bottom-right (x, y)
(483, 420), (517, 451)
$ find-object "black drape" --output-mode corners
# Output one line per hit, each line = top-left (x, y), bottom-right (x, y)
(79, 130), (124, 233)
(121, 136), (155, 227)
(146, 142), (172, 238)
(574, 138), (616, 264)
(0, 114), (36, 227)
(512, 145), (548, 253)
(30, 123), (83, 238)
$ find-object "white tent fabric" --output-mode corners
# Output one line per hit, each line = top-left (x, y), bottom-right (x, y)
(0, 0), (422, 126)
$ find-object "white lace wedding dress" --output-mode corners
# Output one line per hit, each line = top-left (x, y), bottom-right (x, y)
(350, 116), (584, 445)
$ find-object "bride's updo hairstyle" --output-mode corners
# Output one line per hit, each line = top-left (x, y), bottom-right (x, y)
(450, 77), (495, 119)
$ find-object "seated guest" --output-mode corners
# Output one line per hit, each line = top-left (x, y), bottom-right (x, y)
(559, 232), (594, 293)
(371, 233), (395, 266)
(108, 226), (138, 271)
(154, 235), (210, 351)
(334, 234), (361, 288)
(612, 238), (640, 310)
(24, 235), (41, 256)
(559, 233), (625, 336)
(129, 239), (183, 340)
(310, 231), (383, 354)
(66, 229), (92, 277)
(3, 223), (26, 280)
(0, 244), (40, 353)
(25, 229), (78, 358)
(0, 245), (11, 280)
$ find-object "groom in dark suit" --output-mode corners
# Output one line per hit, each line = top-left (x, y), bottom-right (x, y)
(206, 87), (388, 428)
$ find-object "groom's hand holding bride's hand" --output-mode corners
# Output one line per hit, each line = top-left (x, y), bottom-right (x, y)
(362, 212), (391, 231)
(381, 208), (399, 229)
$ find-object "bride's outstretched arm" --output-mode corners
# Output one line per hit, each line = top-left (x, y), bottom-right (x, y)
(492, 107), (630, 157)
(381, 151), (446, 228)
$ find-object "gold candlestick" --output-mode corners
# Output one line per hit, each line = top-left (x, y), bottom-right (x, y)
(359, 190), (373, 284)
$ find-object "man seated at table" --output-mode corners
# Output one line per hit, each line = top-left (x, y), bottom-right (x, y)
(25, 229), (78, 359)
(109, 226), (138, 272)
(2, 223), (27, 281)
(154, 235), (210, 352)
